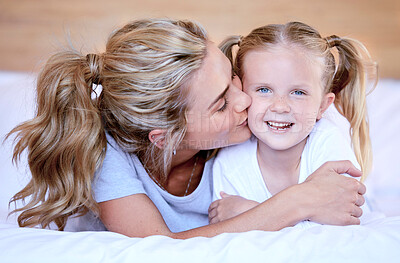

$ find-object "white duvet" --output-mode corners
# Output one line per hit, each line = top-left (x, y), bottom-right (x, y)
(1, 214), (400, 263)
(1, 72), (400, 262)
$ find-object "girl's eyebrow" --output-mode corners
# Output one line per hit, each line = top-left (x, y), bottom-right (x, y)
(247, 83), (311, 89)
(291, 84), (312, 88)
(246, 82), (271, 88)
(208, 85), (229, 110)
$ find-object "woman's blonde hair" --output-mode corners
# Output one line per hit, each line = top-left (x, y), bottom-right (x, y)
(7, 19), (208, 230)
(220, 21), (377, 180)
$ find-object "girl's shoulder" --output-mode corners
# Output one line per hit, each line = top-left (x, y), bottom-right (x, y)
(310, 118), (346, 142)
(312, 118), (339, 131)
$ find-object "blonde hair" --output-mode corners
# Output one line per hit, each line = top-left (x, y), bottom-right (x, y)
(220, 22), (377, 180)
(7, 19), (208, 230)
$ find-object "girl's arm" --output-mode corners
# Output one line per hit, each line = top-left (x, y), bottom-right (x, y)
(99, 160), (365, 239)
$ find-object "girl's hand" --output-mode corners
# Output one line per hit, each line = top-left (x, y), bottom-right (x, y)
(208, 192), (259, 224)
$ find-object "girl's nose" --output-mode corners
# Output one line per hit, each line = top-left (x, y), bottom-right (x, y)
(270, 96), (290, 113)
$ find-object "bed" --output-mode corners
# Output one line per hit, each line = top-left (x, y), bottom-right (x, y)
(1, 71), (400, 262)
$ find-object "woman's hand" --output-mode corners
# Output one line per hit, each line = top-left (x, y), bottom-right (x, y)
(299, 160), (366, 225)
(208, 192), (259, 224)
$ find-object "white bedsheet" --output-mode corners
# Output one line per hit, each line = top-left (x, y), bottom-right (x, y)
(1, 214), (400, 263)
(1, 71), (400, 262)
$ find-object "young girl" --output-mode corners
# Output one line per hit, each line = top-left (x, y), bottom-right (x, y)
(209, 21), (376, 225)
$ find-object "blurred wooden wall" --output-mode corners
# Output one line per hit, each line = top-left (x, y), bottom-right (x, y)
(0, 0), (399, 78)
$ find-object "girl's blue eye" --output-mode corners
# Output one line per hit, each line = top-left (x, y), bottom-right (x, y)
(293, 90), (305, 95)
(257, 87), (271, 93)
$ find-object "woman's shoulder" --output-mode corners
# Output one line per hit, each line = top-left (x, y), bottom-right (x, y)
(105, 132), (125, 152)
(97, 132), (144, 179)
(104, 133), (140, 163)
(93, 133), (146, 203)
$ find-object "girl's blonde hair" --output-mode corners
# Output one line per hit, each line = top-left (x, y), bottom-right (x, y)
(220, 22), (377, 180)
(7, 19), (208, 230)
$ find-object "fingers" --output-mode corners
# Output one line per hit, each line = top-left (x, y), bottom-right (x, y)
(209, 213), (218, 224)
(208, 202), (217, 224)
(357, 182), (366, 195)
(355, 194), (365, 207)
(340, 211), (361, 226)
(208, 207), (217, 223)
(348, 179), (365, 206)
(351, 205), (363, 218)
(209, 217), (218, 224)
(326, 160), (363, 178)
(220, 191), (231, 198)
(208, 200), (218, 214)
(347, 216), (361, 225)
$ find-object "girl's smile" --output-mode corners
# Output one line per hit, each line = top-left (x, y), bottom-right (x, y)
(266, 121), (294, 132)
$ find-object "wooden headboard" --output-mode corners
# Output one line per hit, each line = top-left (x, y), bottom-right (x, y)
(1, 0), (399, 78)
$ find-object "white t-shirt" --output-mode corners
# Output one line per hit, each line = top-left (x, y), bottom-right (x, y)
(212, 118), (361, 228)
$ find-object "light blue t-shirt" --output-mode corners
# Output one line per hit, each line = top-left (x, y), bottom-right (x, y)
(68, 134), (214, 233)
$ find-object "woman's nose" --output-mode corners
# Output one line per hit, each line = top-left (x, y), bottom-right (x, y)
(232, 76), (251, 113)
(233, 88), (251, 113)
(270, 96), (290, 113)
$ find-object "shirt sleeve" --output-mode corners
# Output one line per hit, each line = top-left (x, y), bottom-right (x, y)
(92, 138), (146, 203)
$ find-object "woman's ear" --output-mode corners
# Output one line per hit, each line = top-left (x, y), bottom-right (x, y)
(317, 92), (335, 120)
(148, 129), (167, 149)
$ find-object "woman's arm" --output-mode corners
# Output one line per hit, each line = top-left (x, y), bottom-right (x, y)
(99, 160), (365, 239)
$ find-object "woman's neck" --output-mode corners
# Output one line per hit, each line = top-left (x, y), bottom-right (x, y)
(146, 148), (206, 196)
(256, 138), (307, 195)
(168, 149), (206, 196)
(171, 148), (200, 168)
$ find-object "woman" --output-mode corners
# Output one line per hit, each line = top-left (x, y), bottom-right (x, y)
(8, 18), (365, 238)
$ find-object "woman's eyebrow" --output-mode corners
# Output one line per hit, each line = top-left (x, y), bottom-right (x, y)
(208, 85), (229, 110)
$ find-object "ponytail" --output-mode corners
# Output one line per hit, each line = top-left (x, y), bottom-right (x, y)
(7, 50), (107, 230)
(326, 36), (377, 180)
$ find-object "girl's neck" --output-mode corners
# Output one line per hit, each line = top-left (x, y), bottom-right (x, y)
(256, 138), (307, 195)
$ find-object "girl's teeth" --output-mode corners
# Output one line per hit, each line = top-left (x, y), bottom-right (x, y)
(267, 121), (293, 130)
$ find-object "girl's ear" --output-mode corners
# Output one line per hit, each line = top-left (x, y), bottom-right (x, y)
(317, 92), (335, 120)
(148, 129), (167, 149)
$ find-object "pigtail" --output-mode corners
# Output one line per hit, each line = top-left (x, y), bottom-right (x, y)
(326, 36), (377, 180)
(219, 35), (241, 70)
(7, 50), (107, 230)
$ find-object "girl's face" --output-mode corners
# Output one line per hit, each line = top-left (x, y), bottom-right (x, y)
(182, 42), (252, 150)
(242, 46), (334, 151)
